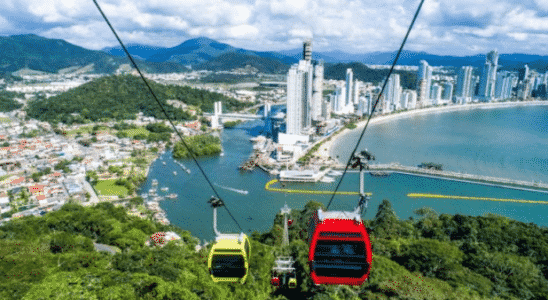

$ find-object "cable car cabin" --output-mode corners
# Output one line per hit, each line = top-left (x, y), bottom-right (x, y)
(208, 233), (251, 284)
(308, 209), (372, 285)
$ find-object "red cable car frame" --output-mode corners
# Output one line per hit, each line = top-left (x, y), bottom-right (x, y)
(307, 151), (374, 285)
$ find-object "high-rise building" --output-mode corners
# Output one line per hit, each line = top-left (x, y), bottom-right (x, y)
(311, 60), (324, 121)
(287, 40), (325, 135)
(495, 71), (514, 100)
(455, 66), (473, 103)
(417, 60), (432, 106)
(345, 69), (353, 107)
(286, 60), (313, 135)
(386, 74), (402, 111)
(353, 80), (360, 105)
(519, 64), (529, 81)
(442, 82), (453, 101)
(431, 83), (442, 105)
(478, 50), (499, 101)
(303, 40), (312, 61)
(331, 83), (346, 113)
(402, 90), (417, 110)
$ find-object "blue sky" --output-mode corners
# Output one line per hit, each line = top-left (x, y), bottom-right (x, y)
(1, 0), (548, 56)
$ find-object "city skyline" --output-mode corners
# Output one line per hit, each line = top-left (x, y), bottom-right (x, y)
(1, 1), (548, 56)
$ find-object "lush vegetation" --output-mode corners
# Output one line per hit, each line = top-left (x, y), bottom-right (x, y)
(1, 199), (547, 299)
(223, 120), (243, 128)
(172, 135), (222, 159)
(0, 91), (23, 112)
(25, 75), (251, 125)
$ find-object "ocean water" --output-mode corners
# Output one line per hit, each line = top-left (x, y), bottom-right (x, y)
(332, 105), (548, 183)
(143, 105), (548, 241)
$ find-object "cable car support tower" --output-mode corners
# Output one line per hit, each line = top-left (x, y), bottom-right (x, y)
(271, 203), (297, 289)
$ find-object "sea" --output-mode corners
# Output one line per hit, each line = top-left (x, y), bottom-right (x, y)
(141, 105), (548, 241)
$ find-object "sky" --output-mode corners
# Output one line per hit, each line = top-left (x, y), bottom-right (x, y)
(1, 0), (548, 56)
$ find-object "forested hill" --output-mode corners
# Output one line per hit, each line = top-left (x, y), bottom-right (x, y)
(0, 34), (187, 74)
(324, 62), (417, 90)
(1, 199), (547, 299)
(25, 75), (250, 124)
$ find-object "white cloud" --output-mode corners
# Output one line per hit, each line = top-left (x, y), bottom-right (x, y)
(0, 0), (547, 55)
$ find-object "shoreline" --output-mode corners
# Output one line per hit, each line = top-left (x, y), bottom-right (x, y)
(326, 100), (548, 163)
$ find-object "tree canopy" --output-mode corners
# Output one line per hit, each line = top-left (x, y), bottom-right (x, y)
(1, 199), (547, 299)
(25, 75), (251, 125)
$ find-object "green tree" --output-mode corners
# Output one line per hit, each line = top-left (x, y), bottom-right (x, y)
(372, 199), (400, 238)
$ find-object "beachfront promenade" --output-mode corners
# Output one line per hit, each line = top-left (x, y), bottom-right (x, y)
(335, 162), (548, 193)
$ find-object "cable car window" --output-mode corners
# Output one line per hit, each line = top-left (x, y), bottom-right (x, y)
(211, 255), (246, 278)
(313, 241), (368, 278)
(319, 232), (362, 238)
(245, 240), (250, 259)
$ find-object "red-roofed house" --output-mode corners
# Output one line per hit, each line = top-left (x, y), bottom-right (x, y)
(183, 120), (201, 131)
(36, 194), (46, 201)
(10, 176), (25, 186)
(29, 184), (45, 195)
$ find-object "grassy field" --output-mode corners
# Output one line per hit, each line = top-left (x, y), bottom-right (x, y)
(94, 179), (129, 196)
(122, 127), (149, 138)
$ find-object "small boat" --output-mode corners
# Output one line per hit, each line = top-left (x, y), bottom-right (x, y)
(173, 171), (177, 175)
(148, 188), (157, 194)
(152, 179), (158, 186)
(166, 193), (178, 199)
(162, 161), (166, 165)
(161, 187), (169, 192)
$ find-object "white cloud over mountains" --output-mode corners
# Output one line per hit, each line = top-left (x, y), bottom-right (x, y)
(1, 0), (548, 55)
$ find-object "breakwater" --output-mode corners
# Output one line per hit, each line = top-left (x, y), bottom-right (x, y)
(334, 163), (548, 194)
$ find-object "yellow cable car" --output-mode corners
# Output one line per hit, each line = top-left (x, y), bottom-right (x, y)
(208, 233), (251, 284)
(207, 197), (251, 284)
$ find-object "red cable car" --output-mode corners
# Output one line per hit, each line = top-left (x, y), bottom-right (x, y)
(308, 209), (372, 285)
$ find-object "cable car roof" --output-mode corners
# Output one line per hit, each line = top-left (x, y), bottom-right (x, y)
(317, 208), (361, 222)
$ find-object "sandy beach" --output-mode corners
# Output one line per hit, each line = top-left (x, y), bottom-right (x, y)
(321, 100), (548, 162)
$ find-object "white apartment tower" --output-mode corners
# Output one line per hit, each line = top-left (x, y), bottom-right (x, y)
(311, 61), (324, 121)
(417, 60), (432, 106)
(478, 50), (499, 101)
(455, 66), (473, 103)
(345, 69), (353, 106)
(286, 60), (313, 135)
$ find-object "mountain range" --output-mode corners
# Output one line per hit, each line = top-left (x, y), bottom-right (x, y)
(0, 34), (187, 74)
(2, 34), (548, 76)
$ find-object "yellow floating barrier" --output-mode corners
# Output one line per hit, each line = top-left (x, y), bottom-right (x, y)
(407, 193), (548, 205)
(265, 179), (372, 196)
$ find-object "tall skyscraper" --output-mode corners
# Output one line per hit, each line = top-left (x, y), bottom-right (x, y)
(478, 50), (499, 101)
(303, 40), (312, 61)
(286, 40), (325, 135)
(353, 80), (360, 105)
(442, 82), (453, 101)
(495, 71), (514, 100)
(311, 61), (324, 121)
(455, 66), (473, 103)
(386, 74), (402, 111)
(417, 60), (432, 106)
(286, 60), (313, 135)
(345, 69), (353, 107)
